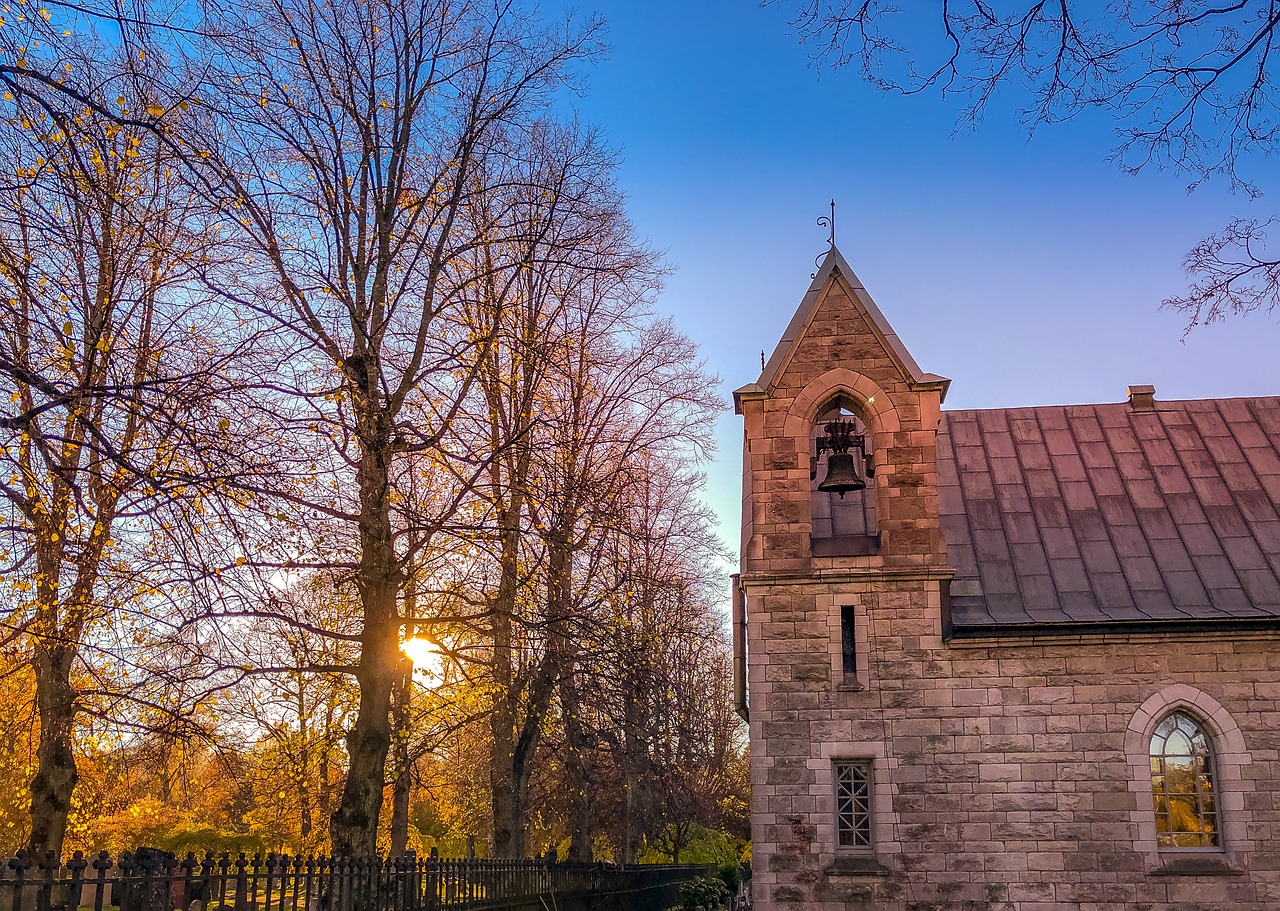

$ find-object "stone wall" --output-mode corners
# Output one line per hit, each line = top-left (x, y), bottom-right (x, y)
(743, 577), (1280, 910)
(737, 258), (1280, 910)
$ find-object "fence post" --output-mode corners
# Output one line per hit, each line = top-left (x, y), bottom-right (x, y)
(301, 856), (316, 911)
(9, 851), (31, 911)
(234, 854), (248, 911)
(180, 853), (198, 911)
(199, 854), (217, 911)
(90, 852), (111, 911)
(67, 851), (87, 911)
(425, 849), (437, 911)
(250, 854), (265, 911)
(264, 854), (277, 911)
(33, 851), (57, 911)
(334, 855), (348, 911)
(214, 854), (230, 911)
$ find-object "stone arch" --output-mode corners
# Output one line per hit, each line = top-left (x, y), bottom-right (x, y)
(785, 369), (901, 553)
(1123, 684), (1251, 860)
(783, 368), (901, 443)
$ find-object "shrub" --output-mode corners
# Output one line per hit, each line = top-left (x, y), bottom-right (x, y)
(716, 862), (740, 893)
(677, 875), (729, 911)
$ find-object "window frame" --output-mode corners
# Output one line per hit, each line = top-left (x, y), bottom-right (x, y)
(832, 758), (875, 853)
(823, 596), (869, 690)
(809, 401), (880, 557)
(840, 604), (857, 677)
(1149, 710), (1220, 851)
(1124, 685), (1252, 873)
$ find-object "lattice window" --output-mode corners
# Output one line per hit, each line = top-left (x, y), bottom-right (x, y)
(1150, 711), (1220, 849)
(834, 760), (873, 849)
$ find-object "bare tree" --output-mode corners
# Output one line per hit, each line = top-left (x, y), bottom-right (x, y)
(454, 153), (721, 856)
(574, 457), (736, 864)
(150, 0), (607, 856)
(532, 310), (720, 861)
(0, 45), (232, 857)
(448, 121), (667, 858)
(229, 577), (360, 854)
(768, 1), (1280, 322)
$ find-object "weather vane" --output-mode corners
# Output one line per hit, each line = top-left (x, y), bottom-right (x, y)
(818, 199), (835, 248)
(813, 199), (836, 275)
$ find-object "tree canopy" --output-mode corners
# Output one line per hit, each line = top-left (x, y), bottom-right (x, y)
(0, 0), (745, 862)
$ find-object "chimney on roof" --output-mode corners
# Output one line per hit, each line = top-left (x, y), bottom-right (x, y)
(1127, 384), (1157, 411)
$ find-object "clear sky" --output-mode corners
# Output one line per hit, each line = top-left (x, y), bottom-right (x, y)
(556, 1), (1279, 563)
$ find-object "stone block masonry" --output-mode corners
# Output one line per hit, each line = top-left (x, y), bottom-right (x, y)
(735, 248), (1280, 910)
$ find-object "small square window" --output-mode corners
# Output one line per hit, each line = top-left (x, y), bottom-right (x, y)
(834, 760), (873, 849)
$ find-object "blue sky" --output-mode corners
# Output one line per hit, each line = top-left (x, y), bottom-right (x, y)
(557, 1), (1279, 561)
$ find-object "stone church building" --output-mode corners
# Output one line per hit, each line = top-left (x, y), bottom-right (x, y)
(732, 248), (1280, 910)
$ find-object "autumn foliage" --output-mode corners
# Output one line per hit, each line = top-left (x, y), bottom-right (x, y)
(0, 0), (746, 864)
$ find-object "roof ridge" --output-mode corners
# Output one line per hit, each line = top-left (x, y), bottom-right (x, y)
(942, 394), (1280, 416)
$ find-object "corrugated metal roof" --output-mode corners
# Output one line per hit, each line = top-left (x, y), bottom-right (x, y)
(937, 396), (1280, 628)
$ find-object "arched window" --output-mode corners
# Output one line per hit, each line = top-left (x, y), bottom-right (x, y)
(1150, 711), (1220, 849)
(811, 400), (877, 557)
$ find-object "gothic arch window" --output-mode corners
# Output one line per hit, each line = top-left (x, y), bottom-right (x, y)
(1125, 686), (1250, 866)
(1150, 711), (1220, 849)
(810, 398), (878, 557)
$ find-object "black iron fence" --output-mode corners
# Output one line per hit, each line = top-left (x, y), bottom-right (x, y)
(0, 850), (712, 911)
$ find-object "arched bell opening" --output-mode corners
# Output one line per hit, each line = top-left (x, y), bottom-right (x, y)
(810, 396), (880, 557)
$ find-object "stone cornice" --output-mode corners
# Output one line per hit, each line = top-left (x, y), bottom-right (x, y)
(739, 566), (956, 586)
(947, 617), (1280, 642)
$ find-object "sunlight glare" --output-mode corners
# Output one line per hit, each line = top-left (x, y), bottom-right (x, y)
(401, 636), (443, 680)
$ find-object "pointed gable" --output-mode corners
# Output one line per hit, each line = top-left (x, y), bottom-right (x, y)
(734, 246), (949, 409)
(735, 246), (953, 570)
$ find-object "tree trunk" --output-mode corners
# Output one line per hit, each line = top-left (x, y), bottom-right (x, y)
(620, 687), (640, 865)
(558, 669), (591, 861)
(490, 753), (530, 860)
(491, 654), (554, 859)
(320, 699), (337, 827)
(331, 399), (399, 857)
(28, 642), (78, 859)
(330, 631), (396, 856)
(388, 662), (412, 858)
(545, 533), (590, 859)
(298, 688), (313, 841)
(489, 492), (527, 858)
(489, 607), (520, 858)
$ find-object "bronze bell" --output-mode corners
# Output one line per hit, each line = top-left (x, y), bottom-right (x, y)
(818, 451), (867, 497)
(817, 419), (870, 498)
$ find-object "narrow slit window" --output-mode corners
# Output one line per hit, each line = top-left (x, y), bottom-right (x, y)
(840, 605), (856, 677)
(1150, 711), (1220, 849)
(834, 760), (873, 849)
